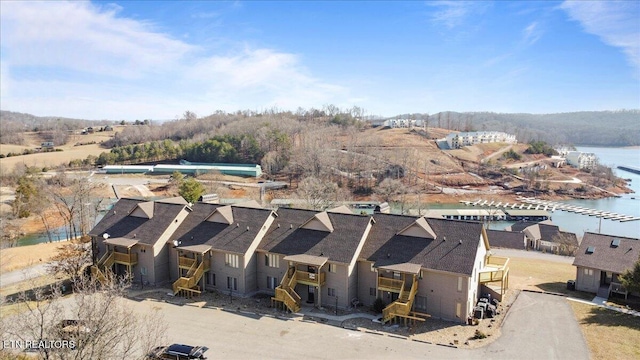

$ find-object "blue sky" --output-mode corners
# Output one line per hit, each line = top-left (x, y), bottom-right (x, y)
(1, 1), (639, 120)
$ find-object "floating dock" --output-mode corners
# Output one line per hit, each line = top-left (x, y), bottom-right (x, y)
(618, 165), (640, 175)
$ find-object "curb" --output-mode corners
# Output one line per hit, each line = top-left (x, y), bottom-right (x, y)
(522, 289), (567, 297)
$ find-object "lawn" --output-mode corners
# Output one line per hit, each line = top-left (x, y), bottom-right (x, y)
(507, 256), (591, 298)
(570, 301), (640, 360)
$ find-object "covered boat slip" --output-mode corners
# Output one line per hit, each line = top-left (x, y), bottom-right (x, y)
(173, 245), (212, 297)
(271, 255), (328, 313)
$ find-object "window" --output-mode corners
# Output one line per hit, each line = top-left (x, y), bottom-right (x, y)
(265, 253), (279, 268)
(227, 276), (238, 291)
(211, 273), (216, 286)
(583, 268), (594, 276)
(457, 277), (463, 292)
(369, 287), (376, 296)
(456, 303), (462, 318)
(329, 263), (337, 273)
(225, 253), (239, 268)
(328, 288), (336, 297)
(267, 276), (278, 290)
(370, 263), (375, 272)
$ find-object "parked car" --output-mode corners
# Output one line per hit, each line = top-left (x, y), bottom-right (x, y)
(146, 344), (209, 360)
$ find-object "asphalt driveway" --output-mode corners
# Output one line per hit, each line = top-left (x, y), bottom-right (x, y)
(478, 291), (589, 360)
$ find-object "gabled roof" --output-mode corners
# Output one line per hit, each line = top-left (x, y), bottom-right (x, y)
(522, 222), (578, 246)
(205, 205), (234, 224)
(361, 213), (484, 276)
(259, 208), (373, 264)
(172, 203), (275, 254)
(300, 211), (334, 232)
(573, 232), (639, 274)
(486, 229), (526, 250)
(129, 201), (154, 219)
(507, 221), (541, 232)
(90, 198), (189, 246)
(397, 217), (436, 239)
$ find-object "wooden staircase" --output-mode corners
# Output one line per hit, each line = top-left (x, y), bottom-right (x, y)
(91, 251), (115, 283)
(173, 257), (209, 298)
(382, 275), (426, 325)
(272, 268), (302, 313)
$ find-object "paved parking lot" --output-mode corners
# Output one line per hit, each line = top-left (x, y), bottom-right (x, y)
(121, 291), (589, 360)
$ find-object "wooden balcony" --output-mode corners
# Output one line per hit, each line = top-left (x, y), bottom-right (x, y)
(178, 256), (196, 270)
(113, 251), (138, 266)
(479, 255), (509, 283)
(293, 270), (326, 287)
(378, 277), (404, 293)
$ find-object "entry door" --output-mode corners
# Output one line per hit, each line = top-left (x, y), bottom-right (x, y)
(307, 266), (315, 303)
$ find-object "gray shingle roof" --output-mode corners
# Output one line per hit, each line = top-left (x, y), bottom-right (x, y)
(89, 198), (188, 246)
(486, 229), (526, 250)
(573, 232), (640, 274)
(258, 208), (373, 264)
(361, 214), (483, 276)
(172, 203), (275, 254)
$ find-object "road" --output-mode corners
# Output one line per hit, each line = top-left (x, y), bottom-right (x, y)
(0, 263), (49, 288)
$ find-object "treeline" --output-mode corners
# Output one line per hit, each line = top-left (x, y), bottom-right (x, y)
(418, 110), (640, 146)
(0, 110), (115, 145)
(96, 134), (270, 165)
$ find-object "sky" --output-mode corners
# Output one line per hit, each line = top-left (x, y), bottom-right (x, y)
(1, 1), (639, 121)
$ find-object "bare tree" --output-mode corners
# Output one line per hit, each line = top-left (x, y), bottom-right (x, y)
(47, 237), (92, 285)
(3, 275), (167, 360)
(296, 177), (341, 210)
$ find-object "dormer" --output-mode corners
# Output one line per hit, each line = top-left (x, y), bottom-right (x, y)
(300, 212), (334, 233)
(205, 205), (234, 224)
(129, 201), (154, 219)
(397, 217), (436, 239)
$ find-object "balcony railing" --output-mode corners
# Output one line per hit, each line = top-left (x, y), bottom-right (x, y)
(178, 256), (196, 269)
(113, 252), (138, 265)
(378, 277), (404, 293)
(293, 270), (326, 287)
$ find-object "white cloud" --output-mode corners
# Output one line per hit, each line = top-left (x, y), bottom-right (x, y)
(522, 21), (542, 46)
(0, 1), (350, 119)
(561, 1), (640, 74)
(427, 1), (487, 29)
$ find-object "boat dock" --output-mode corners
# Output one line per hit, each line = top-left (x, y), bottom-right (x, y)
(516, 197), (639, 222)
(618, 165), (640, 175)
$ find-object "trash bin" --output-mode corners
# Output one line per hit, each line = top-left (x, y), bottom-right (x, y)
(567, 280), (576, 291)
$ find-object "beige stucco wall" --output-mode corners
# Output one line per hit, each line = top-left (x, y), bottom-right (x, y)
(575, 266), (600, 293)
(256, 251), (286, 293)
(418, 270), (469, 323)
(208, 251), (246, 294)
(322, 262), (350, 309)
(357, 261), (378, 306)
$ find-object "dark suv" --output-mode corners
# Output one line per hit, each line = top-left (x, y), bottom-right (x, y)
(146, 344), (209, 360)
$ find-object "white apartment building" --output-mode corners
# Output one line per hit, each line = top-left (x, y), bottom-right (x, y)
(446, 131), (517, 149)
(565, 151), (598, 170)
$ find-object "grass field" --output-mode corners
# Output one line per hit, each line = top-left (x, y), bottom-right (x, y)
(570, 301), (640, 360)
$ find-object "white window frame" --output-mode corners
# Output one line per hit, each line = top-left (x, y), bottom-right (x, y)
(328, 288), (336, 297)
(329, 263), (337, 273)
(266, 253), (279, 268)
(457, 277), (463, 292)
(225, 253), (239, 268)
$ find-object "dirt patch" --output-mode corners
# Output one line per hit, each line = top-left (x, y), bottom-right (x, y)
(0, 241), (65, 272)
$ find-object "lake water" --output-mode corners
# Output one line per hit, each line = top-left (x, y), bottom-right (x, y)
(489, 146), (640, 239)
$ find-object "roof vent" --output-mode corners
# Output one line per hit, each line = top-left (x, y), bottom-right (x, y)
(443, 236), (447, 242)
(586, 246), (595, 254)
(459, 239), (462, 245)
(611, 239), (620, 248)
